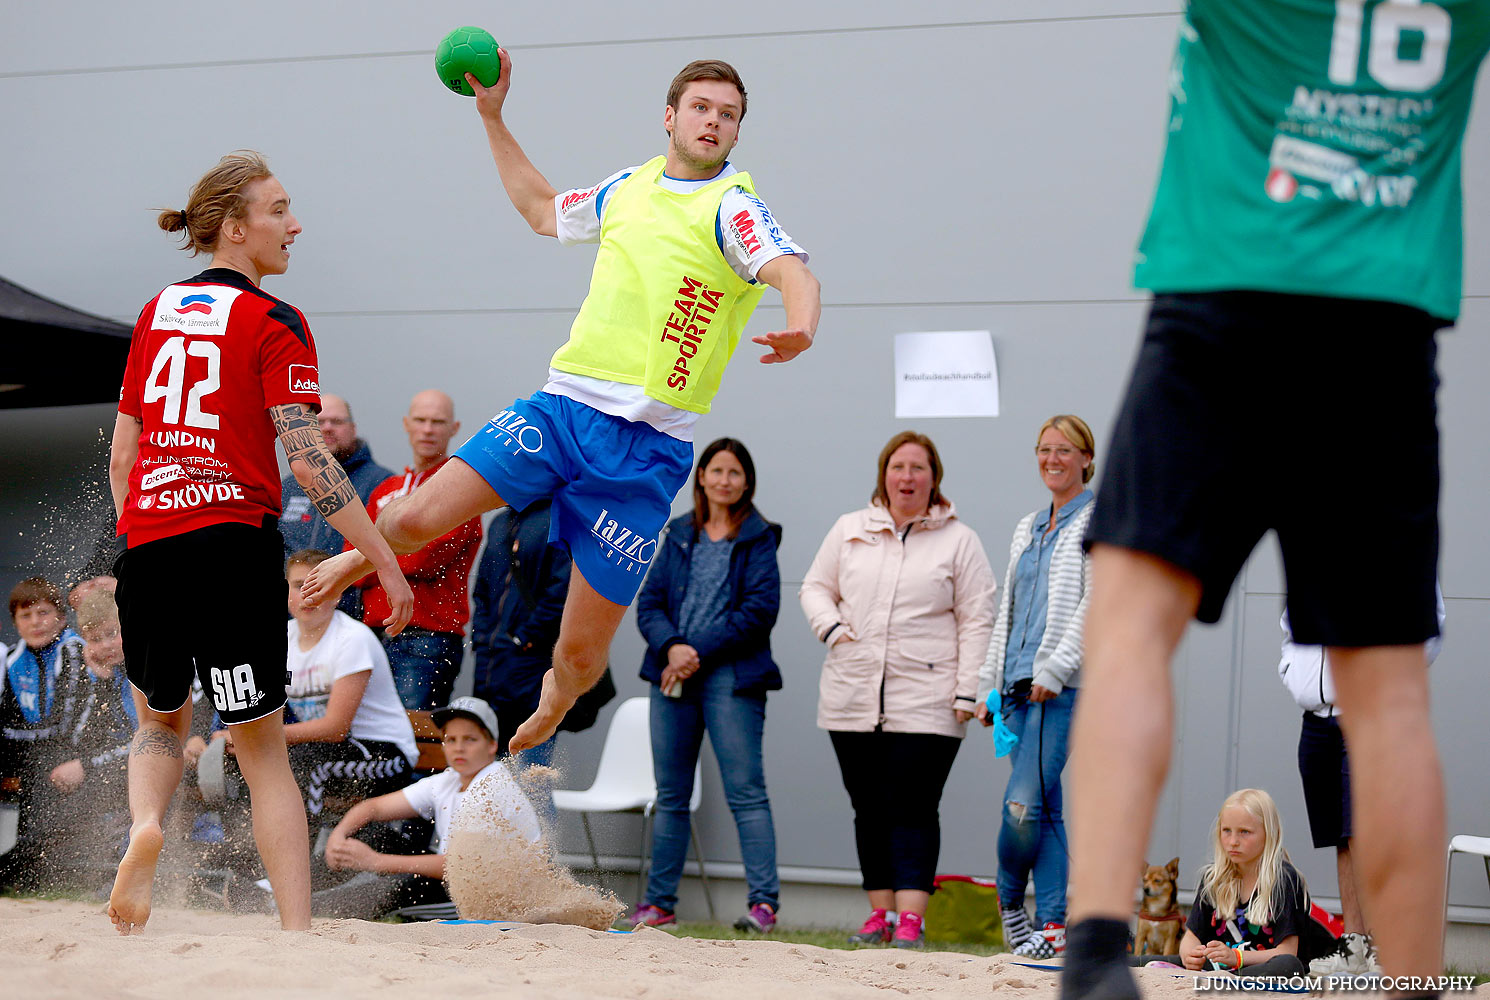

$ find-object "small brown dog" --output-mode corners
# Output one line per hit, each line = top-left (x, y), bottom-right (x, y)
(1133, 857), (1183, 956)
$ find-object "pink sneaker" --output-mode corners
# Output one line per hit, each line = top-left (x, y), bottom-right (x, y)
(734, 902), (777, 933)
(629, 904), (676, 928)
(847, 907), (895, 945)
(893, 911), (925, 949)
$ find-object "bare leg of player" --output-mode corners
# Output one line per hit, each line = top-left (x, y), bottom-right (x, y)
(109, 695), (192, 935)
(300, 459), (503, 608)
(1329, 645), (1444, 980)
(509, 566), (627, 753)
(229, 711), (312, 931)
(1336, 845), (1366, 935)
(1062, 547), (1198, 998)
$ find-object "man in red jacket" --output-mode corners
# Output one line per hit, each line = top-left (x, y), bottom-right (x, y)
(355, 390), (482, 710)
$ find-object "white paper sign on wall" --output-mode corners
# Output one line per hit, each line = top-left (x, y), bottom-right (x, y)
(893, 330), (999, 418)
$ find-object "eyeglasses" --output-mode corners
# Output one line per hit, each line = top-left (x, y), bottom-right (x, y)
(319, 417), (350, 427)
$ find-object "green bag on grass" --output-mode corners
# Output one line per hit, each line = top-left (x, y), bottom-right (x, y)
(924, 874), (1002, 944)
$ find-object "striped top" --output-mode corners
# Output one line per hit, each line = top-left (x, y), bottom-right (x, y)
(979, 499), (1095, 699)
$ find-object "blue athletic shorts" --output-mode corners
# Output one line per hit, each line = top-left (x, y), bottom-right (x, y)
(453, 392), (693, 605)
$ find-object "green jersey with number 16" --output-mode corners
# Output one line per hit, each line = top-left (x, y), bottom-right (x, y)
(1135, 0), (1490, 321)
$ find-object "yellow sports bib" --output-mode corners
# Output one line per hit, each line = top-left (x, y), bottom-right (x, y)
(551, 156), (768, 414)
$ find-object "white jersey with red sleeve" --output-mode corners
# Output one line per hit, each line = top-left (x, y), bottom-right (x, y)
(116, 267), (321, 547)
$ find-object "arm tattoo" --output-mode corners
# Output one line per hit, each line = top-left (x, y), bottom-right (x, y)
(278, 427), (320, 454)
(271, 403), (358, 518)
(131, 724), (183, 758)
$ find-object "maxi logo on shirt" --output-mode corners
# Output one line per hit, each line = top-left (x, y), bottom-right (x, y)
(660, 275), (724, 391)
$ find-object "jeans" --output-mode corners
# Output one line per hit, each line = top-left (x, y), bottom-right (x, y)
(382, 628), (463, 711)
(996, 685), (1076, 926)
(828, 729), (962, 893)
(646, 665), (779, 911)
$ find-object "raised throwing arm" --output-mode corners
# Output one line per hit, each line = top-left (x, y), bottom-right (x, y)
(468, 49), (560, 237)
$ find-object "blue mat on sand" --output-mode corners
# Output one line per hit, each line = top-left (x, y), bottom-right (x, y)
(439, 919), (632, 935)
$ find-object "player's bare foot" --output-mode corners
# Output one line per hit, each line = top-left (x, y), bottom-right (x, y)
(108, 821), (165, 935)
(510, 702), (567, 753)
(300, 550), (369, 608)
(509, 671), (576, 752)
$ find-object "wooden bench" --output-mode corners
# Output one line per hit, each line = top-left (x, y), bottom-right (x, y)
(408, 710), (446, 773)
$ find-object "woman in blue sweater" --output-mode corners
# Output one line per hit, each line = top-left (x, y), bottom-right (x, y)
(631, 438), (783, 933)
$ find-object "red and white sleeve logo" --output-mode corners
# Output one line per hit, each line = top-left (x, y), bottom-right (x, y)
(289, 364), (320, 394)
(559, 183), (602, 215)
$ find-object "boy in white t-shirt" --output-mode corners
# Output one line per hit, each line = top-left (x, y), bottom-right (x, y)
(214, 550), (417, 825)
(324, 697), (540, 913)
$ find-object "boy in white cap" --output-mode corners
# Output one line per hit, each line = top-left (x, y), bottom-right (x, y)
(324, 696), (541, 900)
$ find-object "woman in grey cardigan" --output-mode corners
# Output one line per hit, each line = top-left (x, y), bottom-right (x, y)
(975, 415), (1096, 960)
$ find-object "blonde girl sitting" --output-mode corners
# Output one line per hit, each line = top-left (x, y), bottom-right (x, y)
(1137, 788), (1315, 978)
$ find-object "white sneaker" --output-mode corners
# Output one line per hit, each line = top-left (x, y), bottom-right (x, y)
(1309, 932), (1377, 976)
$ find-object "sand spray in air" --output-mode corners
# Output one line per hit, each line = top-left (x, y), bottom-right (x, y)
(4, 426), (142, 892)
(445, 762), (623, 930)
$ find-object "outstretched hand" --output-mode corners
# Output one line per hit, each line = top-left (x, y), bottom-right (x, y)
(467, 47), (514, 121)
(753, 328), (813, 364)
(376, 566), (415, 637)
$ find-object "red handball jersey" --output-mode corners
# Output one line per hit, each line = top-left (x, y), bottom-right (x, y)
(117, 267), (321, 547)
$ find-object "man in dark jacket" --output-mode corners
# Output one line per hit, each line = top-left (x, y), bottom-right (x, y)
(280, 394), (393, 615)
(470, 499), (571, 760)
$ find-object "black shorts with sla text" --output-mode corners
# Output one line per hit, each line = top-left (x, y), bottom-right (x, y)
(1085, 291), (1443, 647)
(114, 518), (290, 725)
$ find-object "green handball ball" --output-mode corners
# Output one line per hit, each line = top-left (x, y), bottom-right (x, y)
(436, 26), (500, 97)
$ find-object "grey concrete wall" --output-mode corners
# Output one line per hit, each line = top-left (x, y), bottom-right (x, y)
(3, 2), (1487, 920)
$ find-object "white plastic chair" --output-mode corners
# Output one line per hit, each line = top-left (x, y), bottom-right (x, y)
(1444, 834), (1490, 932)
(553, 696), (714, 918)
(0, 802), (17, 858)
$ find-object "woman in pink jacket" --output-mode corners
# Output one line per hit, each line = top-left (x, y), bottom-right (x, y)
(800, 430), (995, 949)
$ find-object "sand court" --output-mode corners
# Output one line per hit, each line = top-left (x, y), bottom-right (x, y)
(8, 897), (1461, 999)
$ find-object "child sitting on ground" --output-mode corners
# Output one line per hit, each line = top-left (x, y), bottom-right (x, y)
(321, 696), (542, 916)
(1134, 788), (1319, 978)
